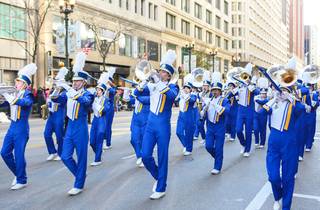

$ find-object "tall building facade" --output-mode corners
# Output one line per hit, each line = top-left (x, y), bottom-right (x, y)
(304, 25), (319, 65)
(0, 0), (234, 86)
(231, 0), (289, 68)
(289, 0), (304, 69)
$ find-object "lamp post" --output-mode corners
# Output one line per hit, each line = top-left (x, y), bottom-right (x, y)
(232, 53), (241, 67)
(185, 41), (195, 73)
(59, 0), (75, 70)
(209, 48), (218, 72)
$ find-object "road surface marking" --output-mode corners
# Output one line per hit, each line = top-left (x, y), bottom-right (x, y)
(121, 154), (136, 160)
(245, 182), (272, 210)
(293, 193), (320, 201)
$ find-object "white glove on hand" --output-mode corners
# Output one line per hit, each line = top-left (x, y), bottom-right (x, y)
(157, 81), (168, 92)
(248, 84), (255, 92)
(305, 104), (311, 113)
(138, 80), (148, 90)
(200, 110), (205, 119)
(67, 88), (78, 98)
(149, 74), (160, 84)
(2, 93), (15, 104)
(58, 82), (71, 91)
(311, 101), (317, 107)
(283, 92), (294, 104)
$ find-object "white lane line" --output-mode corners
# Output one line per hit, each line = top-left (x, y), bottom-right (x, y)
(245, 182), (272, 210)
(121, 154), (136, 160)
(293, 193), (320, 201)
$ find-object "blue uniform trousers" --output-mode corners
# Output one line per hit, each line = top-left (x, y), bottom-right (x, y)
(1, 121), (29, 184)
(44, 113), (64, 156)
(236, 106), (254, 153)
(141, 113), (171, 192)
(176, 112), (195, 152)
(267, 129), (298, 210)
(253, 113), (268, 146)
(90, 116), (106, 162)
(61, 117), (89, 189)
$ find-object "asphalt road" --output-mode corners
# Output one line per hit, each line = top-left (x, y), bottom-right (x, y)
(0, 108), (319, 210)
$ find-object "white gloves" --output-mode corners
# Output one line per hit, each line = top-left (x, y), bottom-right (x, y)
(200, 110), (205, 119)
(305, 104), (311, 113)
(2, 93), (15, 104)
(57, 82), (71, 91)
(138, 80), (148, 90)
(149, 73), (160, 84)
(156, 81), (168, 92)
(66, 88), (78, 98)
(248, 84), (255, 92)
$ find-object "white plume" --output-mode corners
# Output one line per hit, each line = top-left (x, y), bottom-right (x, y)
(257, 77), (269, 89)
(160, 49), (177, 66)
(107, 67), (116, 79)
(286, 57), (296, 70)
(72, 52), (87, 73)
(98, 72), (109, 85)
(211, 72), (222, 84)
(244, 63), (253, 75)
(55, 67), (68, 81)
(18, 63), (37, 77)
(203, 70), (211, 82)
(184, 73), (194, 86)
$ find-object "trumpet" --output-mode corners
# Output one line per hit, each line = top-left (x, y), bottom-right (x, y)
(191, 68), (205, 88)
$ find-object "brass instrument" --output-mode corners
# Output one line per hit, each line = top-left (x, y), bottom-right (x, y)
(134, 59), (154, 84)
(41, 104), (49, 120)
(301, 65), (320, 85)
(0, 85), (17, 104)
(227, 67), (244, 84)
(191, 68), (205, 88)
(267, 65), (297, 87)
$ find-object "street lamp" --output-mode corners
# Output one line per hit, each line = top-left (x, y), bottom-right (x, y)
(185, 41), (195, 73)
(59, 0), (75, 69)
(232, 53), (241, 67)
(209, 48), (218, 72)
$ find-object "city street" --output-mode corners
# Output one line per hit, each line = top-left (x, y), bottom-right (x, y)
(0, 108), (319, 210)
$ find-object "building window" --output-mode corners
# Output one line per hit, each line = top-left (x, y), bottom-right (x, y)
(166, 13), (176, 30)
(232, 15), (236, 24)
(224, 59), (229, 72)
(147, 41), (159, 61)
(194, 26), (202, 40)
(154, 5), (158, 20)
(224, 39), (229, 50)
(119, 34), (132, 57)
(215, 16), (221, 29)
(166, 0), (176, 6)
(224, 1), (228, 15)
(232, 40), (236, 49)
(126, 0), (129, 10)
(216, 0), (221, 10)
(238, 40), (242, 49)
(181, 20), (190, 35)
(206, 10), (212, 24)
(238, 2), (242, 10)
(238, 27), (242, 36)
(215, 35), (221, 47)
(148, 3), (153, 19)
(0, 3), (26, 40)
(224, 21), (229, 34)
(232, 2), (236, 11)
(238, 15), (242, 24)
(207, 0), (212, 4)
(181, 0), (190, 13)
(119, 0), (122, 8)
(138, 38), (146, 56)
(135, 0), (138, 13)
(206, 31), (212, 44)
(232, 27), (236, 36)
(194, 3), (202, 19)
(141, 0), (145, 16)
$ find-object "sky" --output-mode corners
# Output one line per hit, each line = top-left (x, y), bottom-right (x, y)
(304, 0), (320, 25)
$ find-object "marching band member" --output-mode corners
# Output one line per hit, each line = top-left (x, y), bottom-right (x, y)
(130, 61), (151, 167)
(253, 78), (269, 149)
(225, 79), (238, 142)
(104, 68), (117, 150)
(194, 71), (211, 144)
(176, 74), (197, 156)
(202, 72), (230, 174)
(139, 50), (179, 200)
(59, 52), (94, 195)
(296, 72), (311, 161)
(305, 82), (319, 152)
(0, 63), (37, 190)
(235, 63), (258, 157)
(44, 66), (68, 161)
(90, 72), (111, 166)
(260, 85), (305, 210)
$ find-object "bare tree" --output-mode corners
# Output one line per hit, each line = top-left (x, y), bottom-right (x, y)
(87, 22), (131, 72)
(12, 0), (53, 63)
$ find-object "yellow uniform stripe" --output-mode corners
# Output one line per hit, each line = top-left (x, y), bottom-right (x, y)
(215, 98), (224, 122)
(184, 101), (189, 112)
(159, 94), (167, 113)
(75, 103), (80, 119)
(263, 105), (270, 111)
(284, 103), (293, 130)
(138, 103), (143, 112)
(247, 91), (251, 105)
(17, 106), (21, 119)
